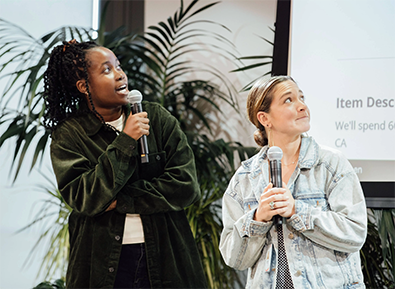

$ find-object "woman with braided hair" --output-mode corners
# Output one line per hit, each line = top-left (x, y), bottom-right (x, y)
(43, 40), (206, 289)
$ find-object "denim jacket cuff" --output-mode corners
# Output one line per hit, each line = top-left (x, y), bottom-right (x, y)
(238, 209), (272, 237)
(289, 200), (313, 232)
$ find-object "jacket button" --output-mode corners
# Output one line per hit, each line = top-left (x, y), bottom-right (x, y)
(288, 233), (294, 239)
(130, 145), (135, 150)
(295, 270), (302, 277)
(156, 155), (161, 160)
(109, 267), (115, 273)
(115, 235), (121, 241)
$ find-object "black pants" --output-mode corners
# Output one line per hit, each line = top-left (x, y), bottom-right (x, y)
(114, 243), (151, 289)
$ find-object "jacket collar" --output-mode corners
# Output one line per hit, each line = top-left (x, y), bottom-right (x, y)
(77, 103), (131, 137)
(298, 135), (318, 169)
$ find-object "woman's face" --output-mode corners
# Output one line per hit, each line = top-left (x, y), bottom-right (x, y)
(260, 80), (310, 138)
(79, 47), (129, 117)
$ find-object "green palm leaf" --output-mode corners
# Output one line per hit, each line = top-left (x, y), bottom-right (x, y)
(0, 18), (94, 180)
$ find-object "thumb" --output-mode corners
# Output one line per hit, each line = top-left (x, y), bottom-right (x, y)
(264, 182), (273, 193)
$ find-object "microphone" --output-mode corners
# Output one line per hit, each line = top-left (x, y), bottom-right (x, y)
(267, 146), (283, 225)
(127, 90), (149, 163)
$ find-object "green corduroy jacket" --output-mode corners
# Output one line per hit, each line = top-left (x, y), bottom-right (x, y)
(50, 101), (207, 288)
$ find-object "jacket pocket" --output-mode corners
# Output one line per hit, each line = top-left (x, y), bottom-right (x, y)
(296, 191), (329, 211)
(139, 151), (166, 181)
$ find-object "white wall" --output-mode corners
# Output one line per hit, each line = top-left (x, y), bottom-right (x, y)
(0, 0), (92, 287)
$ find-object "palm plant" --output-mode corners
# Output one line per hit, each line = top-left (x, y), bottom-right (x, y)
(108, 2), (241, 131)
(361, 209), (395, 289)
(0, 19), (95, 181)
(33, 279), (65, 289)
(16, 172), (71, 281)
(1, 0), (255, 287)
(0, 17), (94, 283)
(375, 209), (395, 285)
(230, 30), (274, 91)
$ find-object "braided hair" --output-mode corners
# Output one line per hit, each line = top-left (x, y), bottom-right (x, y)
(43, 39), (105, 131)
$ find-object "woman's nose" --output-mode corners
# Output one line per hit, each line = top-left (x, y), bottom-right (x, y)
(298, 100), (307, 111)
(116, 70), (125, 80)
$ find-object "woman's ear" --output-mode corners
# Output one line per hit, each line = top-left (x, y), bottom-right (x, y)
(76, 80), (87, 95)
(257, 111), (270, 127)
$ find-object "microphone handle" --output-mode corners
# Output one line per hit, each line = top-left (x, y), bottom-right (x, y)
(131, 102), (149, 163)
(131, 102), (140, 115)
(270, 160), (283, 225)
(270, 161), (282, 188)
(139, 135), (149, 163)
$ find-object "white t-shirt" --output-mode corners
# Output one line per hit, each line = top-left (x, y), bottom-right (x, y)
(107, 113), (144, 244)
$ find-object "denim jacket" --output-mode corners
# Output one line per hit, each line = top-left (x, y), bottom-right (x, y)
(219, 136), (367, 289)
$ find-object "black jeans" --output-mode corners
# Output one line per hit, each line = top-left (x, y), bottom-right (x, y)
(114, 243), (151, 289)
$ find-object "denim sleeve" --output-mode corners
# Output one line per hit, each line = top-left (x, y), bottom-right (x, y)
(288, 166), (367, 253)
(219, 174), (273, 271)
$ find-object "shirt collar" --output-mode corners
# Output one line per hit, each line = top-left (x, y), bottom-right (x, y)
(78, 103), (131, 137)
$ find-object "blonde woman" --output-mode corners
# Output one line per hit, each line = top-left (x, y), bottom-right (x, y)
(220, 76), (367, 288)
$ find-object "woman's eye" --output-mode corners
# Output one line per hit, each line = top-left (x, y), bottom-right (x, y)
(104, 67), (110, 73)
(285, 98), (291, 103)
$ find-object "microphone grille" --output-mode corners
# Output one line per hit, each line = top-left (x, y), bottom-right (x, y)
(267, 146), (283, 161)
(127, 90), (142, 104)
